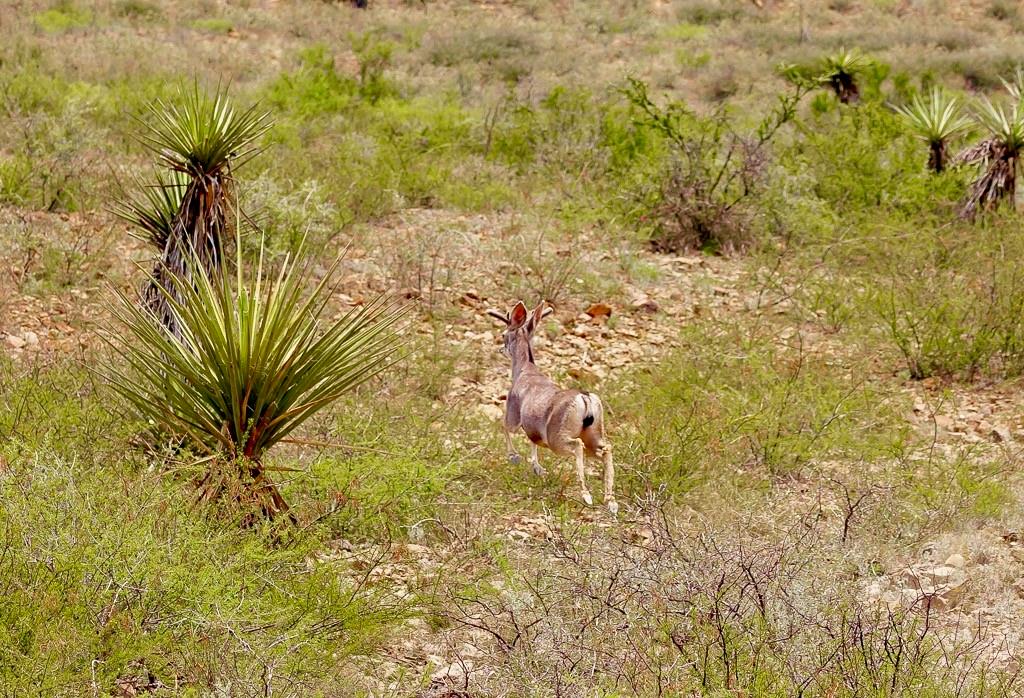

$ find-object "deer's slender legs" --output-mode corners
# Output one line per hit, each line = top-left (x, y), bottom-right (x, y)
(504, 429), (520, 465)
(600, 445), (617, 515)
(530, 443), (545, 476)
(573, 438), (593, 506)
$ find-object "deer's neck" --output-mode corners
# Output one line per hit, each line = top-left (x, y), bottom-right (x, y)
(510, 335), (535, 381)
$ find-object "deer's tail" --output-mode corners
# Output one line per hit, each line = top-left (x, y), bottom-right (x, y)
(580, 393), (602, 429)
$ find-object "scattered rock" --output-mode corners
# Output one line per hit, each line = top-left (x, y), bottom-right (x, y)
(991, 425), (1013, 443)
(477, 403), (503, 421)
(631, 295), (659, 313)
(5, 334), (25, 349)
(944, 553), (967, 569)
(585, 302), (612, 319)
(899, 565), (967, 611)
(458, 290), (482, 307)
(22, 331), (38, 347)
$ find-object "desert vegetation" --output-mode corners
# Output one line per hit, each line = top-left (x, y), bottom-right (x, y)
(6, 1), (1024, 696)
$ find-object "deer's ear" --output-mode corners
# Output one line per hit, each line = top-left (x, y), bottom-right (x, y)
(527, 302), (552, 332)
(486, 309), (509, 325)
(509, 301), (529, 328)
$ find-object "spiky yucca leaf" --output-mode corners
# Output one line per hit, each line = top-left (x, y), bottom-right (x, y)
(111, 170), (190, 249)
(1001, 66), (1024, 102)
(822, 49), (865, 78)
(106, 241), (407, 464)
(895, 89), (971, 145)
(971, 97), (1024, 152)
(894, 89), (971, 172)
(140, 83), (271, 176)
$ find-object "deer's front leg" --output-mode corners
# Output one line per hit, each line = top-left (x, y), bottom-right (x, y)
(573, 438), (593, 506)
(504, 429), (520, 465)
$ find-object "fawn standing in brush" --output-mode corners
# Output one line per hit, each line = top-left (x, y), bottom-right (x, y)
(487, 301), (617, 514)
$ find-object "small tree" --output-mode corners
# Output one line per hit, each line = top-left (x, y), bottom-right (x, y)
(104, 240), (406, 522)
(893, 88), (971, 173)
(956, 96), (1024, 218)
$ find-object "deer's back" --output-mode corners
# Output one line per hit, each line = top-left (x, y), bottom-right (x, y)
(512, 367), (585, 450)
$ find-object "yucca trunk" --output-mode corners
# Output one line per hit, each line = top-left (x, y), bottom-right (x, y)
(146, 173), (232, 338)
(195, 457), (293, 525)
(959, 140), (1018, 219)
(829, 74), (859, 104)
(928, 140), (946, 173)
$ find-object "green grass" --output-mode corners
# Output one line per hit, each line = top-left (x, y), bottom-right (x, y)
(190, 17), (233, 35)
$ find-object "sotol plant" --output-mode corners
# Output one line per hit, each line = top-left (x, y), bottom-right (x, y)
(956, 95), (1024, 218)
(893, 88), (971, 173)
(132, 84), (271, 338)
(105, 239), (406, 522)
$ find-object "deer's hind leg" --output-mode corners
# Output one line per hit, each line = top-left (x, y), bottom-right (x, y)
(583, 428), (617, 515)
(572, 438), (593, 506)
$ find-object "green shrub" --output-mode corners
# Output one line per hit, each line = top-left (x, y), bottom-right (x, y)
(622, 76), (813, 253)
(614, 322), (907, 497)
(784, 101), (964, 227)
(265, 45), (358, 117)
(426, 26), (536, 82)
(868, 220), (1024, 379)
(113, 0), (161, 20)
(33, 3), (91, 33)
(0, 455), (402, 693)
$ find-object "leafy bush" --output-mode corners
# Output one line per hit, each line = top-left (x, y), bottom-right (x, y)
(0, 452), (403, 693)
(784, 101), (964, 227)
(623, 76), (812, 253)
(265, 46), (359, 117)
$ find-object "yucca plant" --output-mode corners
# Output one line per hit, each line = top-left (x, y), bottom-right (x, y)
(135, 84), (271, 338)
(104, 238), (407, 522)
(1002, 66), (1024, 102)
(821, 49), (865, 104)
(956, 96), (1024, 218)
(893, 88), (971, 173)
(111, 169), (190, 249)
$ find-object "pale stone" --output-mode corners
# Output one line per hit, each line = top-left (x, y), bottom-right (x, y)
(944, 553), (967, 569)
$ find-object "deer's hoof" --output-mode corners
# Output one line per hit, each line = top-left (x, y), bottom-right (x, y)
(581, 491), (594, 506)
(606, 499), (619, 516)
(532, 462), (546, 477)
(507, 453), (521, 465)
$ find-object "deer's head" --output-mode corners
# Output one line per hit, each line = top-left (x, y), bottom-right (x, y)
(487, 301), (553, 362)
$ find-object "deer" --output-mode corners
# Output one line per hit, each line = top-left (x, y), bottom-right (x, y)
(487, 300), (617, 514)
